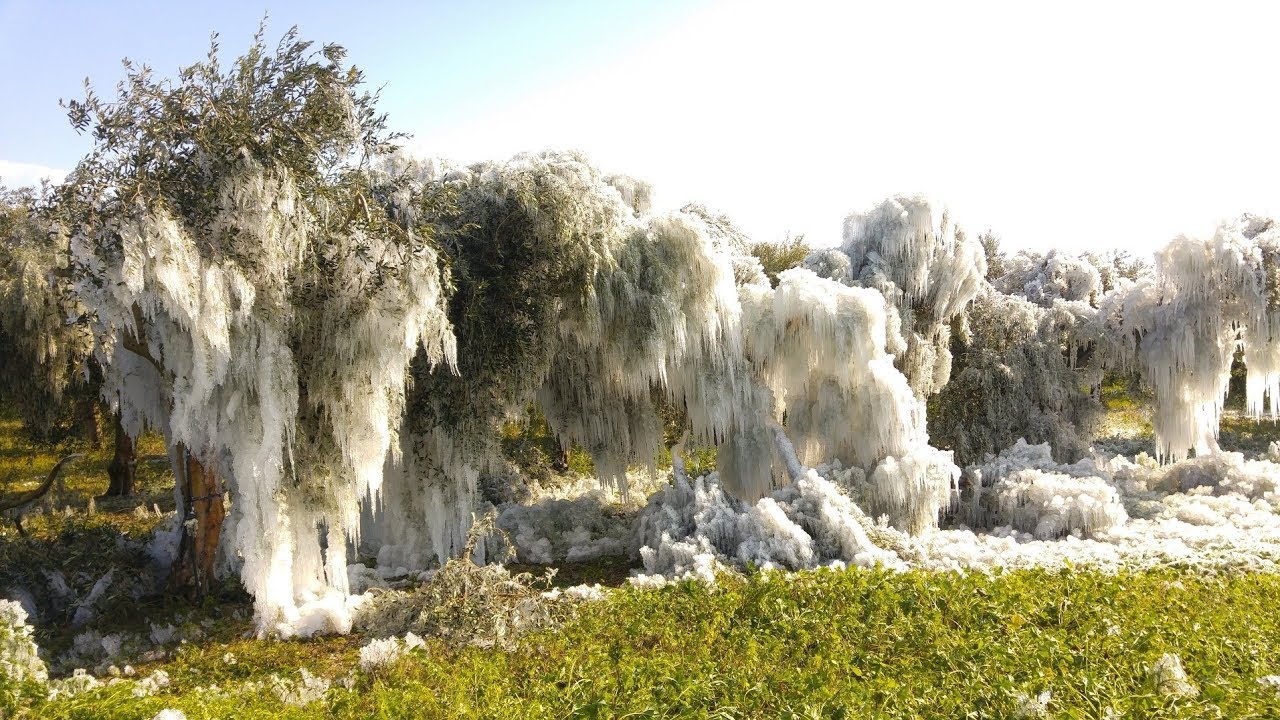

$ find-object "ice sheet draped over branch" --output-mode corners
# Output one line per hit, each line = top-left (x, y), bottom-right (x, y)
(805, 195), (987, 398)
(371, 155), (962, 576)
(69, 160), (455, 637)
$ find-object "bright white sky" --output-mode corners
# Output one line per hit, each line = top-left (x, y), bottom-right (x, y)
(5, 0), (1280, 255)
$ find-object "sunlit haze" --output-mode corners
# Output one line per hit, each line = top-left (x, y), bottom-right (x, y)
(3, 0), (1278, 254)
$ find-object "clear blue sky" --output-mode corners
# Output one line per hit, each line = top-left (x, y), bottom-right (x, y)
(5, 1), (1280, 254)
(0, 0), (706, 173)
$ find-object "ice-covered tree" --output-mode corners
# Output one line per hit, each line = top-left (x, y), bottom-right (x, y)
(1110, 216), (1280, 461)
(0, 184), (97, 446)
(368, 156), (964, 573)
(804, 195), (987, 398)
(993, 249), (1103, 307)
(928, 288), (1101, 466)
(372, 151), (637, 568)
(58, 28), (455, 635)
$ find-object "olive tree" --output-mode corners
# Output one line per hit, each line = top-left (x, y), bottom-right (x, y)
(57, 27), (455, 634)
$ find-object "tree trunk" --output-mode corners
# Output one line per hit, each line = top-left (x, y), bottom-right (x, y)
(103, 414), (136, 497)
(81, 401), (101, 449)
(170, 446), (225, 601)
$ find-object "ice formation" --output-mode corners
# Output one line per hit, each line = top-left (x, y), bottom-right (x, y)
(358, 633), (425, 673)
(929, 288), (1101, 465)
(0, 191), (94, 437)
(1013, 690), (1052, 719)
(994, 250), (1103, 307)
(46, 64), (1280, 638)
(806, 195), (987, 397)
(0, 599), (47, 687)
(737, 270), (960, 531)
(270, 668), (331, 706)
(1112, 216), (1280, 461)
(372, 152), (957, 579)
(1149, 653), (1198, 698)
(497, 494), (634, 564)
(628, 437), (1280, 580)
(964, 440), (1127, 539)
(69, 159), (455, 636)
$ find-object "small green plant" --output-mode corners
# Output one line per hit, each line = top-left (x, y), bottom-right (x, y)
(750, 234), (811, 288)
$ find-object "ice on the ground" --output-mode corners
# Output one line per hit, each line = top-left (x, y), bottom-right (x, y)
(627, 437), (1280, 579)
(965, 440), (1127, 539)
(0, 599), (47, 685)
(1149, 653), (1198, 698)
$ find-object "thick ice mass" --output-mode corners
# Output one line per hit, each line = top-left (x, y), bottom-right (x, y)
(49, 132), (1280, 637)
(72, 161), (455, 636)
(806, 195), (986, 398)
(629, 443), (1280, 579)
(1111, 217), (1280, 461)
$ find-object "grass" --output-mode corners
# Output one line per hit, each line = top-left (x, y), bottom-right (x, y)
(1097, 376), (1280, 456)
(0, 412), (175, 529)
(22, 568), (1280, 719)
(6, 405), (1280, 718)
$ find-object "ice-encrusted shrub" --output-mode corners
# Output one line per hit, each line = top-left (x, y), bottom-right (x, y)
(46, 668), (101, 700)
(0, 600), (46, 683)
(131, 668), (170, 698)
(988, 469), (1127, 539)
(496, 493), (635, 564)
(355, 518), (572, 649)
(358, 636), (406, 673)
(995, 249), (1103, 307)
(1012, 689), (1052, 719)
(806, 194), (987, 398)
(929, 290), (1101, 466)
(0, 599), (47, 710)
(962, 440), (1127, 538)
(634, 465), (903, 581)
(1107, 450), (1280, 504)
(357, 633), (426, 674)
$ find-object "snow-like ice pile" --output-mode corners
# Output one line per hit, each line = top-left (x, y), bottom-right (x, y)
(358, 633), (425, 673)
(966, 440), (1127, 539)
(632, 466), (903, 583)
(497, 494), (634, 565)
(0, 599), (47, 685)
(614, 440), (1280, 580)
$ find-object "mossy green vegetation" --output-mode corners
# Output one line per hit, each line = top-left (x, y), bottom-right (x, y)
(23, 568), (1280, 719)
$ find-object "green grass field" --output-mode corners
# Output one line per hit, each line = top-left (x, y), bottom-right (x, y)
(21, 569), (1280, 719)
(5, 409), (1280, 718)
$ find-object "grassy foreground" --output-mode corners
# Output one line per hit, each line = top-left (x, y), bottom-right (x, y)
(20, 567), (1280, 719)
(5, 409), (1280, 718)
